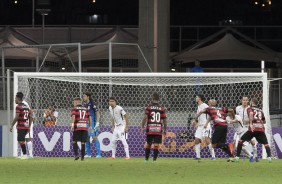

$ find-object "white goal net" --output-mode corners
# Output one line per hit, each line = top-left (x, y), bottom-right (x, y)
(13, 72), (277, 159)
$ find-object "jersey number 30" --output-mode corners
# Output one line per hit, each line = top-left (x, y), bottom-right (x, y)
(151, 112), (161, 122)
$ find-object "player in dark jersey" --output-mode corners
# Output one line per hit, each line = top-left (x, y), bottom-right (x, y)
(10, 92), (32, 160)
(82, 92), (101, 158)
(234, 98), (272, 163)
(141, 92), (167, 162)
(195, 99), (235, 161)
(71, 97), (92, 161)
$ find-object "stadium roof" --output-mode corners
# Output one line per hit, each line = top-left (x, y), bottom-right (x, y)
(172, 28), (282, 63)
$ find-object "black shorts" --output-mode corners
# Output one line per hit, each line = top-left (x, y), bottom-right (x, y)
(17, 129), (28, 142)
(212, 125), (228, 144)
(146, 134), (162, 144)
(73, 130), (88, 142)
(241, 131), (268, 145)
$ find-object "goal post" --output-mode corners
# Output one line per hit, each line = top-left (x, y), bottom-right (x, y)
(12, 72), (276, 158)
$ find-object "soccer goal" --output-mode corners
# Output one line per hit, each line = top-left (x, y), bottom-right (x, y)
(12, 72), (277, 159)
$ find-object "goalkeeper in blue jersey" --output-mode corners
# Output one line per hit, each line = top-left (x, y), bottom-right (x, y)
(82, 92), (101, 158)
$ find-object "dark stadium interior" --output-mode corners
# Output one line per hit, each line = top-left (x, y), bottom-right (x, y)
(1, 0), (282, 26)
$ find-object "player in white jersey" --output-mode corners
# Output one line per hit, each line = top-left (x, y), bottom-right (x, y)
(108, 97), (130, 160)
(235, 95), (257, 162)
(226, 108), (253, 161)
(191, 94), (215, 160)
(23, 100), (34, 158)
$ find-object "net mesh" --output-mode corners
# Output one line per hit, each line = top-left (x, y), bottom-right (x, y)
(15, 73), (277, 158)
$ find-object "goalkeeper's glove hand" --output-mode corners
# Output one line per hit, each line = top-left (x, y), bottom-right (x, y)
(94, 122), (100, 131)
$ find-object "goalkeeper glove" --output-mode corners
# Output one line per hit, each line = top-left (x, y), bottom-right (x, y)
(94, 122), (100, 131)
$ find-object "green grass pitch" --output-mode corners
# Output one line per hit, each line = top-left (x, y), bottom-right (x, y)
(0, 157), (281, 184)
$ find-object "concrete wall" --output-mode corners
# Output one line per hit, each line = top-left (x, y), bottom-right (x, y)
(0, 125), (13, 156)
(0, 110), (12, 126)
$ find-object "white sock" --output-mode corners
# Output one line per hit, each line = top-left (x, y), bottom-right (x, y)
(18, 145), (23, 157)
(111, 140), (117, 158)
(121, 139), (130, 158)
(242, 146), (252, 158)
(27, 141), (33, 157)
(195, 144), (201, 158)
(208, 143), (215, 158)
(252, 145), (257, 157)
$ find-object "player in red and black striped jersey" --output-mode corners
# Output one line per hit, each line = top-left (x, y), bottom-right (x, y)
(235, 98), (272, 162)
(141, 92), (167, 162)
(195, 99), (235, 161)
(10, 92), (32, 159)
(71, 97), (92, 161)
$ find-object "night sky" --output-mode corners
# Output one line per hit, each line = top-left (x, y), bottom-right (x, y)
(0, 0), (281, 26)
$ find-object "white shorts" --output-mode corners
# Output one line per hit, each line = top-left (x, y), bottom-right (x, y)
(112, 126), (127, 141)
(25, 124), (33, 139)
(195, 126), (211, 139)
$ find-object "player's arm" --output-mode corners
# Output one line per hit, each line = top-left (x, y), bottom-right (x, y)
(27, 110), (33, 132)
(204, 116), (211, 129)
(141, 114), (147, 134)
(10, 113), (20, 132)
(124, 114), (129, 133)
(88, 115), (93, 133)
(71, 115), (75, 132)
(228, 118), (241, 124)
(50, 111), (57, 122)
(227, 108), (234, 113)
(95, 110), (100, 128)
(111, 119), (114, 132)
(262, 113), (266, 124)
(29, 109), (34, 126)
(228, 119), (236, 124)
(235, 107), (239, 115)
(163, 119), (167, 136)
(249, 112), (254, 123)
(191, 118), (198, 127)
(227, 115), (237, 124)
(248, 110), (254, 131)
(194, 108), (206, 120)
(43, 109), (49, 120)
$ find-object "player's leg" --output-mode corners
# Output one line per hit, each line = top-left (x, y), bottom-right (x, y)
(18, 129), (28, 159)
(152, 135), (162, 162)
(25, 127), (33, 158)
(194, 138), (201, 159)
(255, 132), (272, 162)
(194, 127), (202, 159)
(153, 143), (160, 162)
(213, 126), (233, 158)
(80, 142), (85, 161)
(17, 143), (22, 158)
(109, 129), (118, 159)
(85, 136), (91, 157)
(205, 137), (215, 159)
(203, 128), (215, 160)
(238, 131), (254, 161)
(241, 142), (254, 161)
(233, 132), (238, 150)
(93, 130), (101, 158)
(145, 135), (153, 161)
(25, 138), (33, 158)
(80, 130), (88, 161)
(235, 131), (252, 162)
(72, 131), (79, 160)
(120, 131), (130, 159)
(250, 138), (258, 161)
